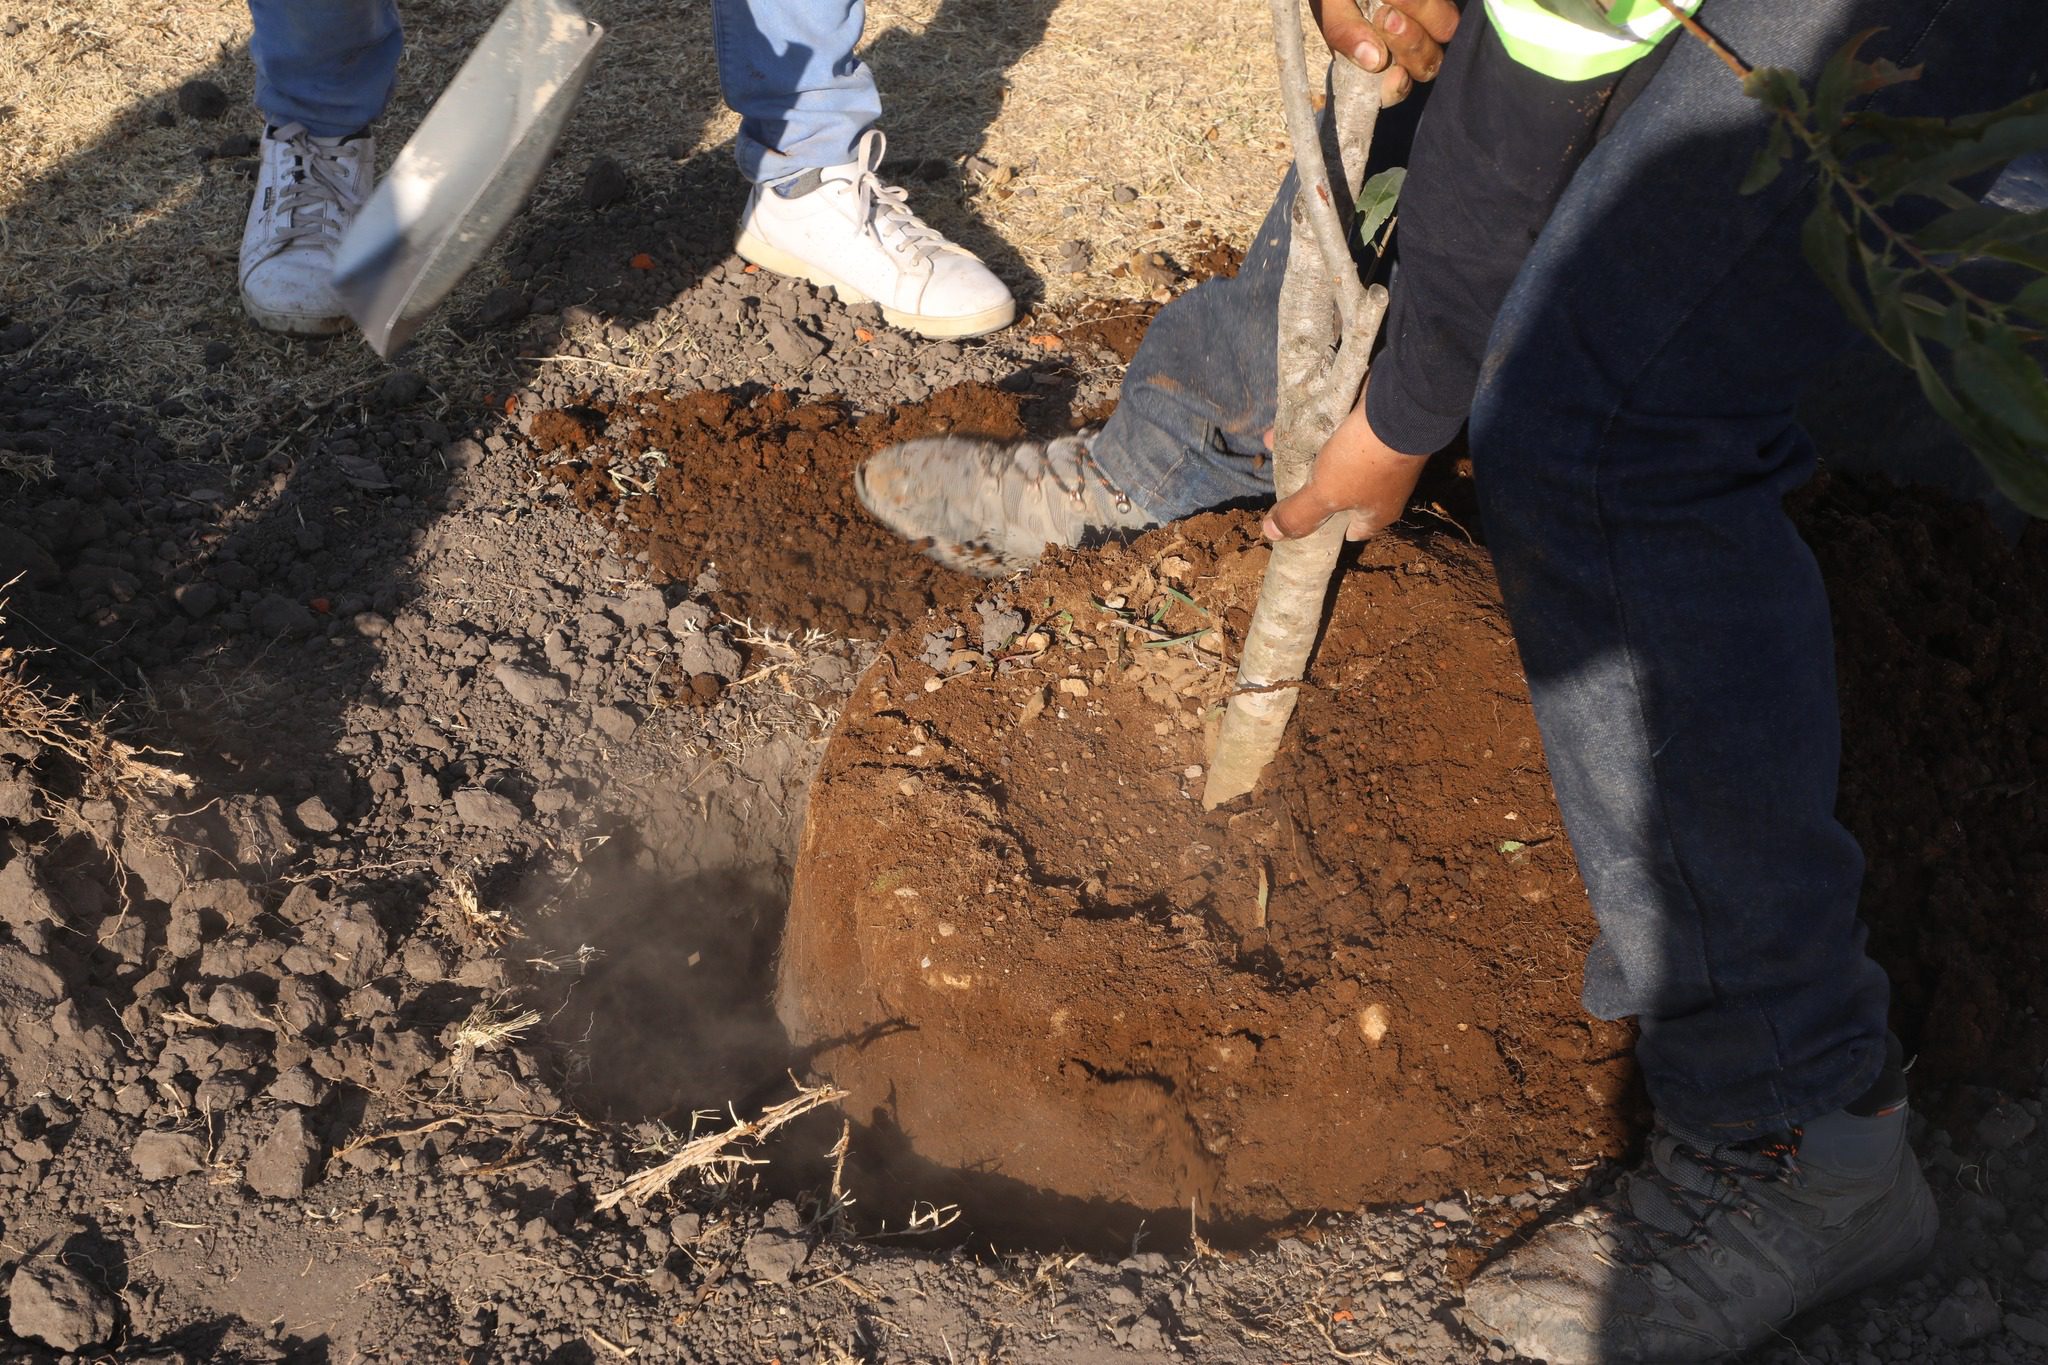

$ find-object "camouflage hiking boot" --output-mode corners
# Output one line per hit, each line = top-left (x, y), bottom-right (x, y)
(1461, 1075), (1935, 1363)
(855, 429), (1156, 578)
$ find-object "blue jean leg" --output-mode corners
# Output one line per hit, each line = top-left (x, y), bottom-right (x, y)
(1092, 95), (1424, 517)
(713, 0), (882, 183)
(1471, 0), (2043, 1136)
(246, 0), (402, 138)
(1089, 173), (1292, 519)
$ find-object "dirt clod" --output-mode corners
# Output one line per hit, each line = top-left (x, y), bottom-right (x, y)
(131, 1130), (205, 1181)
(244, 1107), (322, 1198)
(8, 1257), (117, 1351)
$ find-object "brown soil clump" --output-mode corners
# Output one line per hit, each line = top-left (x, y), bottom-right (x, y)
(778, 513), (1638, 1241)
(543, 385), (1034, 637)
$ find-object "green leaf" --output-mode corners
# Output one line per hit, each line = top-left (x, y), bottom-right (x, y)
(1355, 167), (1407, 255)
(1951, 328), (2048, 447)
(1498, 840), (1527, 855)
(1812, 31), (1890, 132)
(1859, 88), (2048, 204)
(1742, 66), (1808, 118)
(1741, 118), (1797, 195)
(1914, 204), (2048, 272)
(1800, 201), (1873, 335)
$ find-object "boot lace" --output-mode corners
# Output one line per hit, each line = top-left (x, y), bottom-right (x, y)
(266, 123), (363, 254)
(982, 432), (1134, 515)
(1579, 1124), (1804, 1265)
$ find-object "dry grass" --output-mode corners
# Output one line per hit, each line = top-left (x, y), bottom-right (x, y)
(593, 1077), (846, 1209)
(0, 592), (192, 803)
(0, 0), (1285, 442)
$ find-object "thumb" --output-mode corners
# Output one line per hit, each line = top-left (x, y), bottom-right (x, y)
(1262, 484), (1339, 541)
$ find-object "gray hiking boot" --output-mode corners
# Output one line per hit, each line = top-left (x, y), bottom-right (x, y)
(1461, 1080), (1936, 1363)
(855, 429), (1156, 578)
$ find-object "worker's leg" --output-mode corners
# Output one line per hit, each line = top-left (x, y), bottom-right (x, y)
(1083, 172), (1294, 517)
(1469, 0), (2041, 1140)
(719, 0), (1011, 337)
(1460, 7), (2040, 1358)
(712, 0), (881, 184)
(246, 0), (401, 138)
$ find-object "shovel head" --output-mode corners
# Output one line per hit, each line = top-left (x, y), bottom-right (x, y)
(333, 0), (604, 357)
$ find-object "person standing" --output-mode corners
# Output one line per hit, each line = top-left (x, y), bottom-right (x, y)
(237, 0), (1015, 340)
(855, 2), (2044, 1358)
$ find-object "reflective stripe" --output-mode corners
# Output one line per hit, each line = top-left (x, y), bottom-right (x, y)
(1484, 0), (1704, 81)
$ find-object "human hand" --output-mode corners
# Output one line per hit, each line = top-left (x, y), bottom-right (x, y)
(1307, 0), (1461, 106)
(1262, 389), (1429, 541)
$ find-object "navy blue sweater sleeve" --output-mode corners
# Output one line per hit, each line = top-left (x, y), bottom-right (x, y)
(1364, 5), (1633, 455)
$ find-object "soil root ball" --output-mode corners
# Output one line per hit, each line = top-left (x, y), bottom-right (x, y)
(778, 512), (1637, 1242)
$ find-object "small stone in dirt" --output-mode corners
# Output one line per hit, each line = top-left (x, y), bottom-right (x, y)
(1976, 1103), (2036, 1150)
(1926, 1280), (2001, 1345)
(174, 581), (222, 618)
(742, 1206), (808, 1282)
(376, 369), (427, 408)
(675, 631), (741, 681)
(973, 597), (1025, 651)
(453, 787), (522, 829)
(245, 1108), (322, 1198)
(131, 1130), (206, 1181)
(475, 286), (531, 329)
(493, 663), (568, 707)
(293, 794), (340, 834)
(201, 339), (233, 369)
(9, 1259), (117, 1351)
(591, 704), (640, 742)
(1112, 184), (1139, 203)
(582, 155), (631, 209)
(268, 1063), (328, 1108)
(252, 593), (315, 635)
(175, 78), (231, 120)
(2008, 1314), (2048, 1348)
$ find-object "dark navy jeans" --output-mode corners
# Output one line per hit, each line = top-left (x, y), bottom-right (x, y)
(1091, 0), (2044, 1137)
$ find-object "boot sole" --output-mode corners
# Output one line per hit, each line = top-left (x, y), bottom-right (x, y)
(734, 232), (1017, 340)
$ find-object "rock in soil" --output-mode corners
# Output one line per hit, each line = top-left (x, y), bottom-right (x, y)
(131, 1130), (205, 1181)
(244, 1109), (322, 1198)
(8, 1258), (117, 1351)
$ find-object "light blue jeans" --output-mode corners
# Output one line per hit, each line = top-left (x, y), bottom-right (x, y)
(246, 0), (881, 182)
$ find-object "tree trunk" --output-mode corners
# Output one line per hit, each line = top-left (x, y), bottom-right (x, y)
(1202, 2), (1389, 809)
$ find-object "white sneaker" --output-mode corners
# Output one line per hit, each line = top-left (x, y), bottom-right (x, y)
(238, 123), (375, 336)
(736, 130), (1016, 339)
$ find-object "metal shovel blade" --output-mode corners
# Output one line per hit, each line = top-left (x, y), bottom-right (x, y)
(332, 0), (604, 357)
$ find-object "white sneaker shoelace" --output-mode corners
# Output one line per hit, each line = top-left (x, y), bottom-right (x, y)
(831, 130), (950, 265)
(253, 123), (364, 266)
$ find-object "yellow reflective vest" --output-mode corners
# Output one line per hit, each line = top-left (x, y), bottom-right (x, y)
(1484, 0), (1705, 81)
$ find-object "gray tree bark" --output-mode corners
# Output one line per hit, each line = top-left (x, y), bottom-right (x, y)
(1202, 0), (1389, 810)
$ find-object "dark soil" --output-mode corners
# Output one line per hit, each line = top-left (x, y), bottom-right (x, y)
(0, 163), (2044, 1357)
(778, 514), (1639, 1244)
(1800, 480), (2048, 1106)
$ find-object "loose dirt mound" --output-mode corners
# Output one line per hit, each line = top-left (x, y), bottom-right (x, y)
(778, 513), (1640, 1241)
(544, 379), (1124, 639)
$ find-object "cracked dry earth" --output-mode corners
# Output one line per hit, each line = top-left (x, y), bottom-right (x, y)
(2, 154), (2048, 1365)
